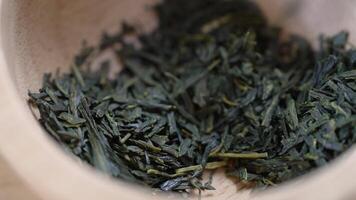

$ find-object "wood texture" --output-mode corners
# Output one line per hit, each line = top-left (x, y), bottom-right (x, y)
(0, 158), (39, 200)
(0, 0), (356, 199)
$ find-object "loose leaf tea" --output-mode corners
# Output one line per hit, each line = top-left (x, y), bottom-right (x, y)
(29, 0), (356, 194)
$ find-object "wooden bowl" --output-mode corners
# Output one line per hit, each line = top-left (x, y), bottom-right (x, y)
(0, 0), (356, 199)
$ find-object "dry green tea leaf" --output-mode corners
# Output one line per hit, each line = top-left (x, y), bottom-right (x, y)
(28, 0), (356, 194)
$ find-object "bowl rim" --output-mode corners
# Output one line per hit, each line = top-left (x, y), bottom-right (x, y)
(0, 1), (355, 200)
(0, 1), (158, 199)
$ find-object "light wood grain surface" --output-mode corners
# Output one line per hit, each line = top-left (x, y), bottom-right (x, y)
(0, 157), (39, 200)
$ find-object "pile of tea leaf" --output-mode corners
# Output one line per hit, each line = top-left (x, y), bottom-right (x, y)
(29, 0), (356, 193)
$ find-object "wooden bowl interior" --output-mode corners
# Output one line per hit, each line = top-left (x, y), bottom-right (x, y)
(7, 0), (356, 97)
(2, 0), (356, 199)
